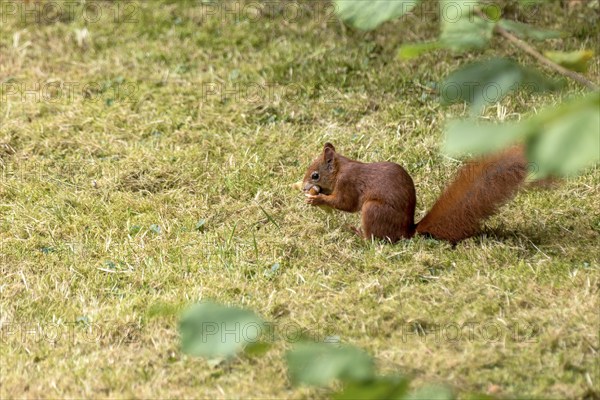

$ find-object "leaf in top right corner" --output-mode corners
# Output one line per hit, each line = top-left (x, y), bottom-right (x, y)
(543, 50), (595, 72)
(527, 91), (600, 178)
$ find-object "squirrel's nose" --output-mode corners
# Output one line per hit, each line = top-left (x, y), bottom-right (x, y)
(303, 182), (313, 192)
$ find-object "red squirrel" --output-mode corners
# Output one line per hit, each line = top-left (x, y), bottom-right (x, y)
(302, 143), (528, 243)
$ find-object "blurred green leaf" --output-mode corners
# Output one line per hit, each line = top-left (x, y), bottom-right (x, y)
(441, 58), (559, 114)
(396, 1), (496, 60)
(518, 0), (545, 5)
(481, 4), (502, 21)
(528, 101), (600, 177)
(405, 384), (454, 400)
(462, 394), (497, 400)
(444, 91), (600, 178)
(334, 0), (420, 30)
(334, 376), (410, 400)
(498, 20), (563, 40)
(544, 50), (594, 72)
(244, 341), (272, 357)
(180, 302), (266, 359)
(444, 120), (525, 156)
(439, 0), (495, 51)
(397, 41), (442, 60)
(286, 342), (375, 387)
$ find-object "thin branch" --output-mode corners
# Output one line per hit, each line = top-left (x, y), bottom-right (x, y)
(477, 10), (598, 90)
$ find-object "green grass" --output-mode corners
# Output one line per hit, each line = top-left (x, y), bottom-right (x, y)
(1, 0), (599, 398)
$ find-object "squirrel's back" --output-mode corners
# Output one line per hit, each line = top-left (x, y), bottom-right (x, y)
(338, 161), (416, 211)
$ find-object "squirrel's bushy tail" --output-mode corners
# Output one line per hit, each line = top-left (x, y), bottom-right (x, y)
(416, 147), (528, 243)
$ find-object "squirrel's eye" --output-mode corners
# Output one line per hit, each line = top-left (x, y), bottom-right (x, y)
(311, 172), (319, 180)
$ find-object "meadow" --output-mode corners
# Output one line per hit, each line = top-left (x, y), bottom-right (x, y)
(0, 1), (598, 398)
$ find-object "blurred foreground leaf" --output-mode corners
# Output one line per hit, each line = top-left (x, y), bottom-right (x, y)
(444, 120), (523, 156)
(334, 0), (419, 30)
(401, 0), (495, 58)
(405, 384), (454, 400)
(439, 0), (495, 51)
(441, 58), (559, 114)
(180, 302), (267, 359)
(529, 99), (600, 177)
(335, 376), (410, 400)
(286, 342), (375, 386)
(444, 91), (600, 178)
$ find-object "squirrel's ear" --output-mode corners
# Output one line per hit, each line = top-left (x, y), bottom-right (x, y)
(323, 142), (336, 152)
(323, 146), (336, 170)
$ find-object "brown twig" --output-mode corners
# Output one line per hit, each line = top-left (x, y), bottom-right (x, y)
(477, 10), (598, 90)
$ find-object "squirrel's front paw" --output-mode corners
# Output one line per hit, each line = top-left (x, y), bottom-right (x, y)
(305, 194), (325, 206)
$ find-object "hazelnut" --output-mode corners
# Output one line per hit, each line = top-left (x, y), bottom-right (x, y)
(308, 186), (320, 195)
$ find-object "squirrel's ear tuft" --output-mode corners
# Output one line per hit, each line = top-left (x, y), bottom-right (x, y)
(323, 142), (335, 152)
(323, 146), (336, 170)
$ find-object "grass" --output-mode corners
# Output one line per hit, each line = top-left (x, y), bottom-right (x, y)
(0, 0), (599, 398)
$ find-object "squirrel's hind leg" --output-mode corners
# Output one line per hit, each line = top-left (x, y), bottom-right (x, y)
(361, 201), (413, 243)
